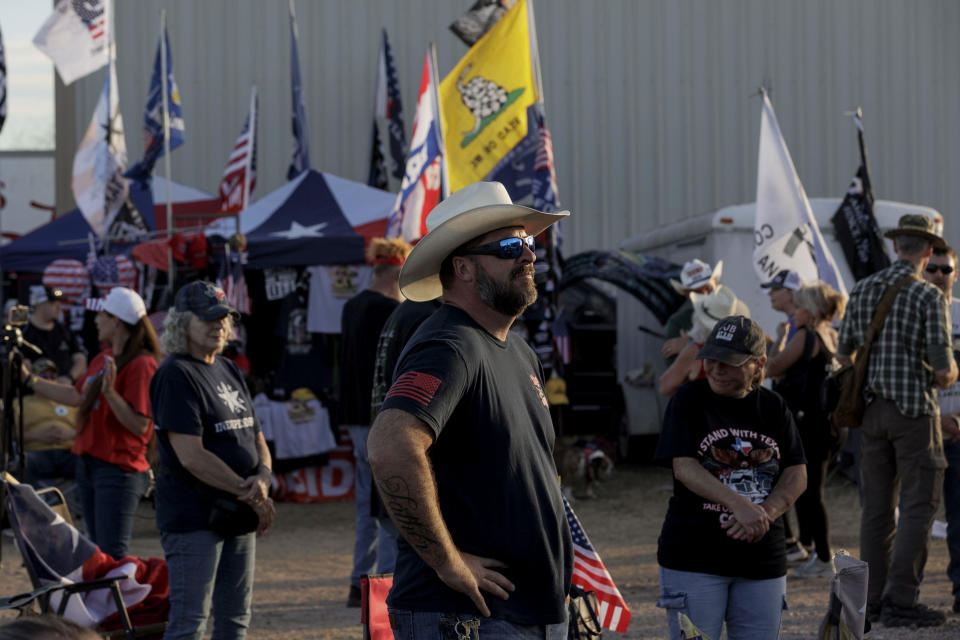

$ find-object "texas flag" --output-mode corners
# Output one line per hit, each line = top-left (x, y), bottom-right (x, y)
(385, 47), (443, 243)
(5, 480), (168, 628)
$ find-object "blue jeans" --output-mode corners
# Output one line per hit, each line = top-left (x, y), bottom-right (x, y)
(75, 455), (149, 559)
(25, 449), (77, 487)
(161, 529), (256, 640)
(658, 567), (786, 640)
(388, 610), (568, 640)
(348, 425), (399, 587)
(945, 439), (960, 595)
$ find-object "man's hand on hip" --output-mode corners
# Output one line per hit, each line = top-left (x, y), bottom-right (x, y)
(435, 551), (515, 617)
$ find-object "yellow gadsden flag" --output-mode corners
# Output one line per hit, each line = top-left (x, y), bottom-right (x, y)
(439, 0), (537, 192)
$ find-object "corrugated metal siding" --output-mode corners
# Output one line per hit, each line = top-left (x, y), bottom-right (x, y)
(59, 0), (960, 253)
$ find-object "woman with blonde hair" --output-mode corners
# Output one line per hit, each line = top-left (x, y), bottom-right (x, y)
(767, 282), (847, 578)
(25, 287), (161, 559)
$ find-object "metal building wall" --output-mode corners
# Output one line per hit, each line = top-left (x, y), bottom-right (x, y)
(57, 0), (960, 253)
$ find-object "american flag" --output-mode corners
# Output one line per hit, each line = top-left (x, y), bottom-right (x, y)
(74, 0), (106, 40)
(565, 496), (631, 633)
(216, 250), (251, 315)
(219, 88), (258, 214)
(532, 108), (560, 213)
(374, 28), (406, 180)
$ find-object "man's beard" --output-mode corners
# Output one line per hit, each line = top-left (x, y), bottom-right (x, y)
(474, 262), (537, 317)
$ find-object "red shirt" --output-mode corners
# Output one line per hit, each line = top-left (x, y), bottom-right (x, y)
(71, 350), (158, 472)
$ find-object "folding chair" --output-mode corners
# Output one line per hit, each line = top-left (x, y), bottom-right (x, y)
(1, 474), (167, 639)
(360, 573), (394, 640)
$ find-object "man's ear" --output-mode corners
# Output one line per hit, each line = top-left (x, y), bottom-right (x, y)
(453, 255), (475, 283)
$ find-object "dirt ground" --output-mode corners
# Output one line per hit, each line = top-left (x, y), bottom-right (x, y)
(1, 464), (958, 639)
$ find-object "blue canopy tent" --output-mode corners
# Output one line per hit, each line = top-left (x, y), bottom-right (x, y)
(0, 181), (155, 273)
(206, 170), (395, 268)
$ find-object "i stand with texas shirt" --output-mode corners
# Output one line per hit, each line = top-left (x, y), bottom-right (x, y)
(655, 379), (806, 580)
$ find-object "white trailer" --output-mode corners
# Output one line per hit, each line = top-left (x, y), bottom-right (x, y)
(615, 199), (943, 454)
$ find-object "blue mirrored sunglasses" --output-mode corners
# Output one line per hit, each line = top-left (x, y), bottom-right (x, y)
(459, 236), (535, 260)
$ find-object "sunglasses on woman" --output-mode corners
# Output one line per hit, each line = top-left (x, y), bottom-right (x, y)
(925, 264), (955, 275)
(458, 236), (535, 260)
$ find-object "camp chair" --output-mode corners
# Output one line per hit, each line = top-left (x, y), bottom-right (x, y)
(360, 573), (393, 640)
(1, 473), (167, 639)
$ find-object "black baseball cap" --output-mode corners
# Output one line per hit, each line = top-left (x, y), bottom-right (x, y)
(696, 315), (766, 366)
(175, 281), (236, 320)
(760, 269), (802, 291)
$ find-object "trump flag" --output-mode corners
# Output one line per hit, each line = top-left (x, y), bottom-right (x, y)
(439, 0), (537, 193)
(33, 0), (110, 85)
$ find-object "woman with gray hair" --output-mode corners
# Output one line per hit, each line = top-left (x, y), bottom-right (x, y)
(767, 282), (847, 579)
(149, 281), (274, 640)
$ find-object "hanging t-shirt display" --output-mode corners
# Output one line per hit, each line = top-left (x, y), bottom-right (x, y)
(274, 290), (334, 396)
(655, 378), (806, 580)
(253, 392), (337, 464)
(305, 265), (372, 334)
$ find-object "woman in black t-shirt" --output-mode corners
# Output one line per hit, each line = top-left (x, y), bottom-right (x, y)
(767, 283), (846, 579)
(655, 316), (807, 640)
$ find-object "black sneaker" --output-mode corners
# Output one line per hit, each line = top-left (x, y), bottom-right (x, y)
(880, 601), (946, 628)
(866, 602), (882, 623)
(953, 595), (960, 614)
(346, 584), (362, 608)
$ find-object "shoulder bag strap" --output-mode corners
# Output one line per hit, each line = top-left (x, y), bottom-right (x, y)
(855, 274), (916, 372)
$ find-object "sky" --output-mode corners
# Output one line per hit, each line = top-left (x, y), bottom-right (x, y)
(0, 0), (54, 151)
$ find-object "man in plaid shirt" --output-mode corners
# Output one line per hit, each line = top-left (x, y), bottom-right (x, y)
(837, 214), (958, 628)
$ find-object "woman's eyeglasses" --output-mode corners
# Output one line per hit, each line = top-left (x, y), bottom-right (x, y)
(925, 264), (955, 275)
(458, 236), (535, 260)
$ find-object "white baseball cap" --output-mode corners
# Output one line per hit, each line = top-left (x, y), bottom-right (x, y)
(86, 287), (147, 325)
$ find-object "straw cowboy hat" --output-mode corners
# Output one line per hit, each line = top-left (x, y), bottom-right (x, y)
(689, 285), (750, 338)
(883, 213), (945, 249)
(669, 259), (723, 295)
(398, 182), (569, 301)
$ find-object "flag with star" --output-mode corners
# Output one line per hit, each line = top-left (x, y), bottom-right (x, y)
(33, 0), (110, 85)
(218, 87), (258, 214)
(216, 249), (251, 315)
(565, 496), (631, 632)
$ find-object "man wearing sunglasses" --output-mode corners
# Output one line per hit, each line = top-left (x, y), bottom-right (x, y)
(837, 214), (957, 628)
(367, 182), (573, 638)
(922, 244), (960, 615)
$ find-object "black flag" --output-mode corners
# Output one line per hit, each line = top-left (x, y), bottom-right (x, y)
(831, 110), (890, 281)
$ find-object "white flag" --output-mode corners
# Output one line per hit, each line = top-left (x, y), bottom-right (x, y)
(33, 0), (111, 85)
(72, 58), (128, 237)
(754, 90), (847, 296)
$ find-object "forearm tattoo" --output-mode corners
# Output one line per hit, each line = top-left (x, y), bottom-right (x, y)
(378, 475), (440, 554)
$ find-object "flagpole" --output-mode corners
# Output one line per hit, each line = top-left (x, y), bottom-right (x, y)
(240, 86), (257, 233)
(160, 10), (175, 288)
(428, 43), (449, 199)
(527, 0), (545, 110)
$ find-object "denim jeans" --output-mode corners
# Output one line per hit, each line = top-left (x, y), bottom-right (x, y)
(348, 425), (399, 587)
(657, 567), (787, 640)
(75, 454), (149, 559)
(25, 449), (77, 488)
(388, 610), (568, 640)
(945, 438), (960, 595)
(161, 529), (256, 640)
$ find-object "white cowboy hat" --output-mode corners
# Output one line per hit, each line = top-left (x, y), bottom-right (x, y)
(398, 182), (569, 301)
(669, 259), (723, 295)
(689, 284), (750, 337)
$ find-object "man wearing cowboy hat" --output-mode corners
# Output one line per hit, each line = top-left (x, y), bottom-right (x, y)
(661, 259), (722, 363)
(368, 182), (573, 635)
(837, 213), (958, 628)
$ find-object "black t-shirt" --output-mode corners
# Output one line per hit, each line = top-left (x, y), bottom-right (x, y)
(23, 321), (82, 378)
(369, 299), (441, 421)
(338, 290), (398, 426)
(381, 305), (572, 624)
(150, 353), (262, 533)
(655, 378), (806, 580)
(274, 291), (333, 395)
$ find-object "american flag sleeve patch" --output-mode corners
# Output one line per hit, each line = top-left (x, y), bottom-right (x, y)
(385, 371), (442, 407)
